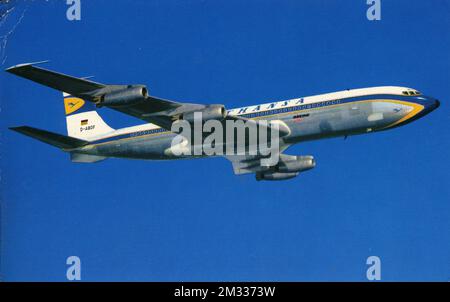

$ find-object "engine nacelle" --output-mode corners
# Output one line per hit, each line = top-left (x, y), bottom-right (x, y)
(278, 155), (316, 173)
(99, 86), (148, 107)
(182, 104), (227, 123)
(256, 171), (299, 181)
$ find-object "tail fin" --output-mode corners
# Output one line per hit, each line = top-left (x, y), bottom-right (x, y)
(63, 92), (114, 141)
(10, 126), (89, 149)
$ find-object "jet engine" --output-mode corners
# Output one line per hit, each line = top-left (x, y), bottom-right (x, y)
(256, 171), (299, 181)
(256, 155), (316, 181)
(98, 85), (148, 107)
(277, 155), (316, 173)
(181, 105), (227, 123)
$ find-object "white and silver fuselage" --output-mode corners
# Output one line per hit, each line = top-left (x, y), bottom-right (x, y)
(77, 86), (440, 160)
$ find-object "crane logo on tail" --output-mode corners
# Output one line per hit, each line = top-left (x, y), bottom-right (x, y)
(64, 97), (85, 115)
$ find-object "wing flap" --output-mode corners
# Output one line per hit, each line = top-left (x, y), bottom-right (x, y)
(225, 142), (292, 175)
(227, 156), (271, 175)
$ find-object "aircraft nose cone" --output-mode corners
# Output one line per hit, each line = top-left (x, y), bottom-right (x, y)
(422, 96), (440, 113)
(434, 99), (440, 109)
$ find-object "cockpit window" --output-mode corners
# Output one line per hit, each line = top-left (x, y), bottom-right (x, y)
(402, 90), (421, 96)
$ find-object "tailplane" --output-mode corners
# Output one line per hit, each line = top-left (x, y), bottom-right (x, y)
(9, 126), (89, 149)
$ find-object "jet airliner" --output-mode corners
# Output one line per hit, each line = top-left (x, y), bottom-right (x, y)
(6, 62), (440, 181)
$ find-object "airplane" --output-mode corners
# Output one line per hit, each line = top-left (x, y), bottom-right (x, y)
(6, 61), (440, 181)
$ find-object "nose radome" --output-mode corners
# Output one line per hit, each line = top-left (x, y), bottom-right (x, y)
(423, 96), (440, 111)
(435, 99), (440, 109)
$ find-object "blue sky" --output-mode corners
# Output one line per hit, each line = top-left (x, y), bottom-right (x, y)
(0, 0), (449, 281)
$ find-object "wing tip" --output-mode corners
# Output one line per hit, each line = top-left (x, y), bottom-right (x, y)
(5, 60), (50, 72)
(9, 126), (30, 134)
(9, 126), (25, 130)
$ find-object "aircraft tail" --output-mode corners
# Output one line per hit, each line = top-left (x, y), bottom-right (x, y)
(9, 126), (89, 149)
(63, 92), (115, 141)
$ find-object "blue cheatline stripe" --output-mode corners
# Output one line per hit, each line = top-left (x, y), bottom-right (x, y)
(91, 127), (168, 144)
(237, 94), (423, 119)
(89, 94), (423, 145)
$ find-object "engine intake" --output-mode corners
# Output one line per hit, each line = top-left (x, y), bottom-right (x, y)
(182, 105), (227, 123)
(99, 86), (148, 107)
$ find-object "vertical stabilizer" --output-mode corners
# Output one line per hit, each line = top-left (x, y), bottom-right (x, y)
(63, 92), (114, 141)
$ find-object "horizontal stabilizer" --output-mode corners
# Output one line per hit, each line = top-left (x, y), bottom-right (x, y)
(10, 126), (89, 149)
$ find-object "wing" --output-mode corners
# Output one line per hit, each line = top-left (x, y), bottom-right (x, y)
(225, 144), (290, 175)
(113, 97), (203, 129)
(5, 62), (193, 129)
(227, 154), (273, 175)
(5, 61), (105, 97)
(225, 149), (316, 181)
(5, 62), (290, 135)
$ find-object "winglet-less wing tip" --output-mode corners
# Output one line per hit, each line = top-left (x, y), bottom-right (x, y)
(5, 60), (50, 72)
